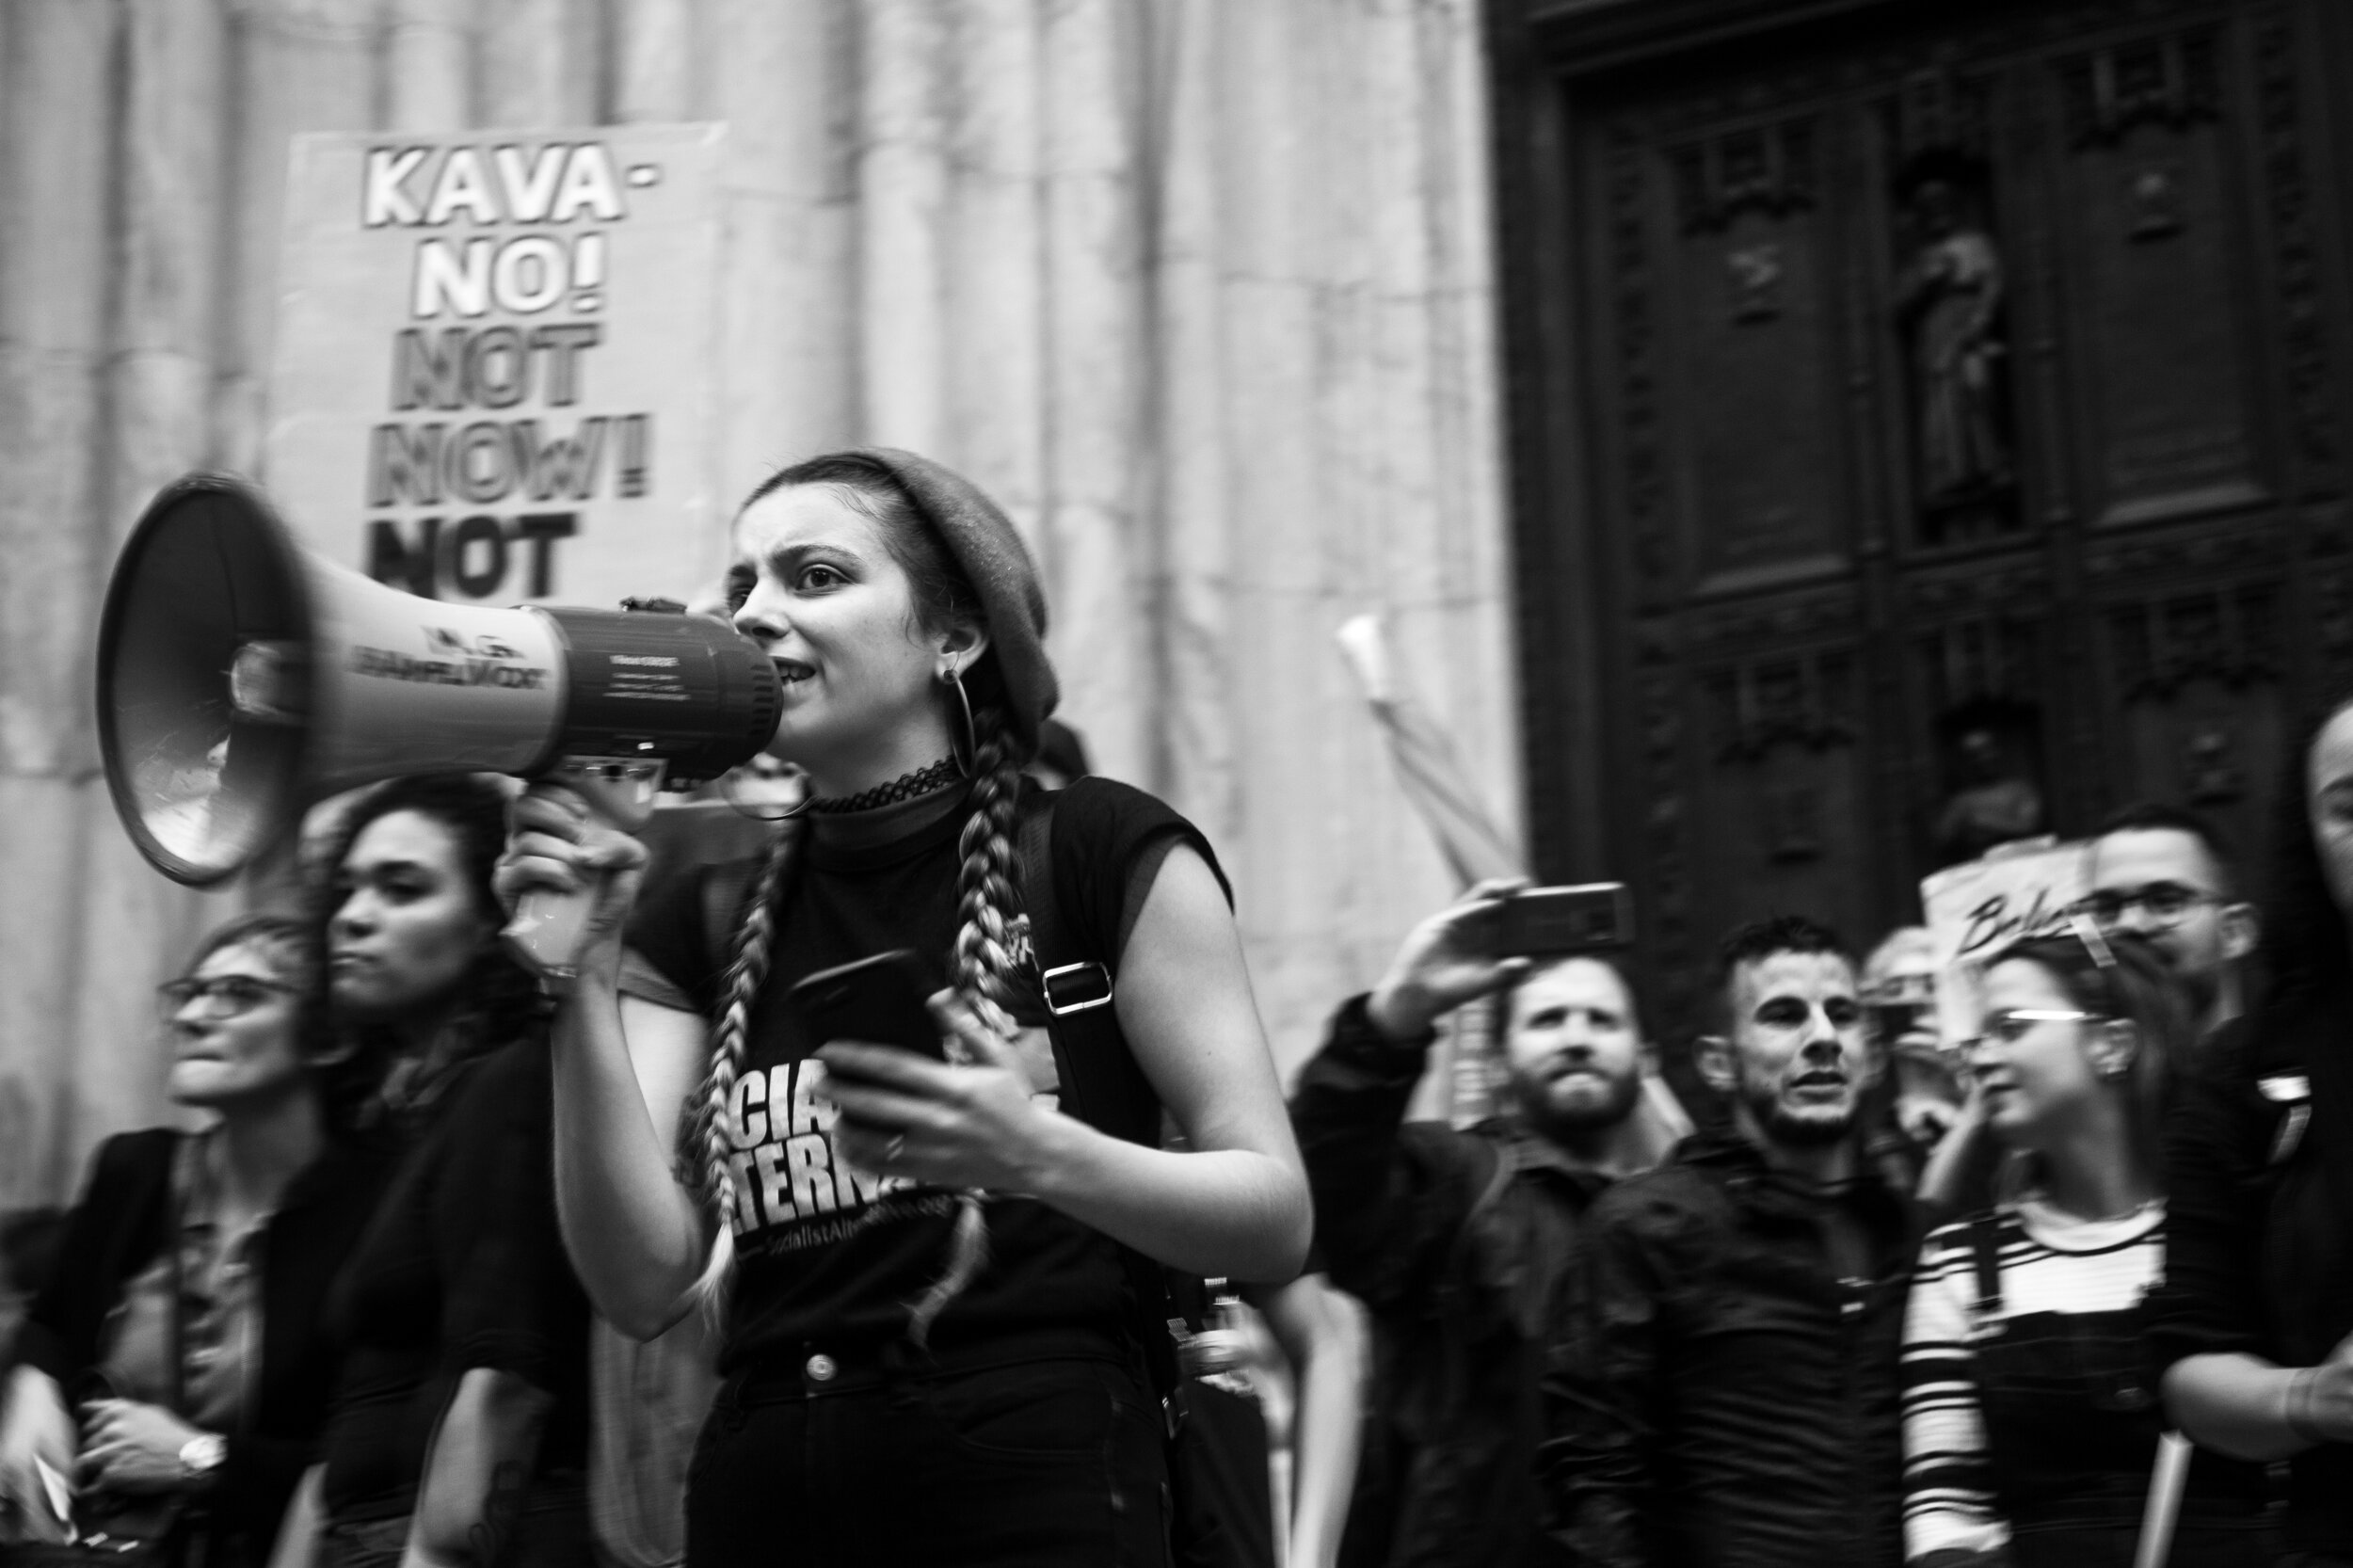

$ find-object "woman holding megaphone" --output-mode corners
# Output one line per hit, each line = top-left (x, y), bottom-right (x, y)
(499, 449), (1310, 1568)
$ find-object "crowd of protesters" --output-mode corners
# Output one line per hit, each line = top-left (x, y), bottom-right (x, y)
(1, 444), (2351, 1568)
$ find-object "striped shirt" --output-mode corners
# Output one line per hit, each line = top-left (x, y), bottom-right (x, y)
(1899, 1195), (2166, 1562)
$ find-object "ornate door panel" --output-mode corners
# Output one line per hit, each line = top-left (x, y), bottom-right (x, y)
(1492, 0), (2352, 1037)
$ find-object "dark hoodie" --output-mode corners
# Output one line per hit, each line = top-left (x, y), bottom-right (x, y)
(1540, 1131), (1917, 1568)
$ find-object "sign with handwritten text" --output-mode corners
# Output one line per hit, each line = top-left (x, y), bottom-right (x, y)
(1921, 839), (2089, 1042)
(265, 124), (726, 609)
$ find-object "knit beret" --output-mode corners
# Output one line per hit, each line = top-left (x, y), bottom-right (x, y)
(855, 447), (1059, 750)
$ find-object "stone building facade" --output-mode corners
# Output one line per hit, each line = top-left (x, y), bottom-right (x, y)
(0, 0), (1518, 1204)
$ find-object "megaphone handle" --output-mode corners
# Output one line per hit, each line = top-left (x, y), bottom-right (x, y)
(503, 758), (666, 984)
(505, 884), (605, 983)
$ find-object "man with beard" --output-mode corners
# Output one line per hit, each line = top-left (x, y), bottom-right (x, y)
(1542, 915), (1916, 1567)
(1292, 880), (1663, 1568)
(2081, 802), (2258, 1037)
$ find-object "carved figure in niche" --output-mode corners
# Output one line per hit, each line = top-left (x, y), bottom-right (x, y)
(1935, 726), (2045, 863)
(1727, 242), (1785, 323)
(2184, 727), (2243, 805)
(1897, 174), (2015, 517)
(2128, 163), (2185, 241)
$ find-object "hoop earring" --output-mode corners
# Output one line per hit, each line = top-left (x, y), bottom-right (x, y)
(941, 665), (977, 777)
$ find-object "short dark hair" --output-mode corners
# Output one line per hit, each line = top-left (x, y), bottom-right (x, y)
(2089, 801), (2238, 897)
(1719, 914), (1849, 984)
(1716, 915), (1851, 1028)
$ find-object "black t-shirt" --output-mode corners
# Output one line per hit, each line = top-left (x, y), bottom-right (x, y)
(625, 776), (1224, 1374)
(319, 1037), (592, 1522)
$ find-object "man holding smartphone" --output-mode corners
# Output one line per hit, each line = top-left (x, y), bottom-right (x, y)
(1290, 879), (1662, 1568)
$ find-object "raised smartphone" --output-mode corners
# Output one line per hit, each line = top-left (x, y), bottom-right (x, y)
(1490, 883), (1634, 955)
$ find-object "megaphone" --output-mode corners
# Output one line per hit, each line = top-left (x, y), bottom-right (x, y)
(96, 472), (779, 977)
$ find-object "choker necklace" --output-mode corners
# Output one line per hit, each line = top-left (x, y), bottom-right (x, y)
(808, 757), (964, 814)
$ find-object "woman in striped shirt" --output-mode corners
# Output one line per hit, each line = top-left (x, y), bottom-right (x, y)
(1900, 929), (2271, 1568)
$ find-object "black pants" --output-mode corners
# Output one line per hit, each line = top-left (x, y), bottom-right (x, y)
(685, 1351), (1170, 1567)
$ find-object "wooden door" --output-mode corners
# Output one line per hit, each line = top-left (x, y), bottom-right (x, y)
(1491, 0), (2353, 1038)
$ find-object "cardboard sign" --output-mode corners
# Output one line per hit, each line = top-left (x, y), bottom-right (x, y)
(266, 125), (727, 611)
(1921, 838), (2089, 1042)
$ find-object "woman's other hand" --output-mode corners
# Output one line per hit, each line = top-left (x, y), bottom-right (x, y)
(75, 1399), (206, 1496)
(494, 781), (649, 962)
(821, 992), (1078, 1194)
(0, 1367), (76, 1538)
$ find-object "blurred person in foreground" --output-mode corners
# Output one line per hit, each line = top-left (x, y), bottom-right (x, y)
(277, 774), (594, 1568)
(2080, 802), (2259, 1040)
(2153, 697), (2353, 1564)
(1544, 914), (1916, 1567)
(1292, 878), (1668, 1568)
(0, 914), (388, 1567)
(1901, 928), (2270, 1568)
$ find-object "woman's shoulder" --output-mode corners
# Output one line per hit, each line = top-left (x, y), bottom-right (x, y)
(81, 1127), (181, 1193)
(1044, 776), (1229, 895)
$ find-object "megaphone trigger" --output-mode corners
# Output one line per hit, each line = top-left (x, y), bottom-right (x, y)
(500, 756), (667, 984)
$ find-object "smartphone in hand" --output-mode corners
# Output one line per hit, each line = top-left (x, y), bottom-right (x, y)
(1489, 883), (1633, 956)
(784, 950), (947, 1063)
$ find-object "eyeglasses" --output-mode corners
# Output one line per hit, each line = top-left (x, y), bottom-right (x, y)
(2072, 884), (2219, 929)
(156, 976), (297, 1017)
(1979, 1008), (2097, 1046)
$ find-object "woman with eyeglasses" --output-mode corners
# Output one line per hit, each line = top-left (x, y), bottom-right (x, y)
(1900, 929), (2271, 1568)
(0, 914), (390, 1567)
(2154, 697), (2353, 1566)
(279, 773), (594, 1568)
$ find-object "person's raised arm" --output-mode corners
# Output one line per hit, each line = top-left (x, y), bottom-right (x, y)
(1289, 881), (1529, 1311)
(498, 785), (712, 1337)
(822, 842), (1311, 1283)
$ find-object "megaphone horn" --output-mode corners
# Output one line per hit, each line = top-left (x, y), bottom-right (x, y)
(96, 473), (780, 978)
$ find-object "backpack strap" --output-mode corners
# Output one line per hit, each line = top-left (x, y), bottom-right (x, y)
(1014, 790), (1189, 1407)
(1968, 1210), (2007, 1326)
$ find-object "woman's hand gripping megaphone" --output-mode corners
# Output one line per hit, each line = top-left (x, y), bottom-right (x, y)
(496, 768), (657, 986)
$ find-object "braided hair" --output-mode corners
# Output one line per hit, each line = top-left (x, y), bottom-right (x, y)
(686, 456), (1036, 1336)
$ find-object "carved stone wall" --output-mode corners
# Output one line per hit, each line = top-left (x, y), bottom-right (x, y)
(1494, 0), (2350, 1034)
(0, 0), (1518, 1202)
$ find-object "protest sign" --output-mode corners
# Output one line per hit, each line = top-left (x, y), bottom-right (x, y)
(1921, 838), (2090, 1042)
(266, 124), (726, 610)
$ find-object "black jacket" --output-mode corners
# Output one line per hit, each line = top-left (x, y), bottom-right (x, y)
(13, 1129), (392, 1567)
(1292, 994), (1609, 1568)
(2148, 986), (2353, 1557)
(1540, 1131), (1915, 1568)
